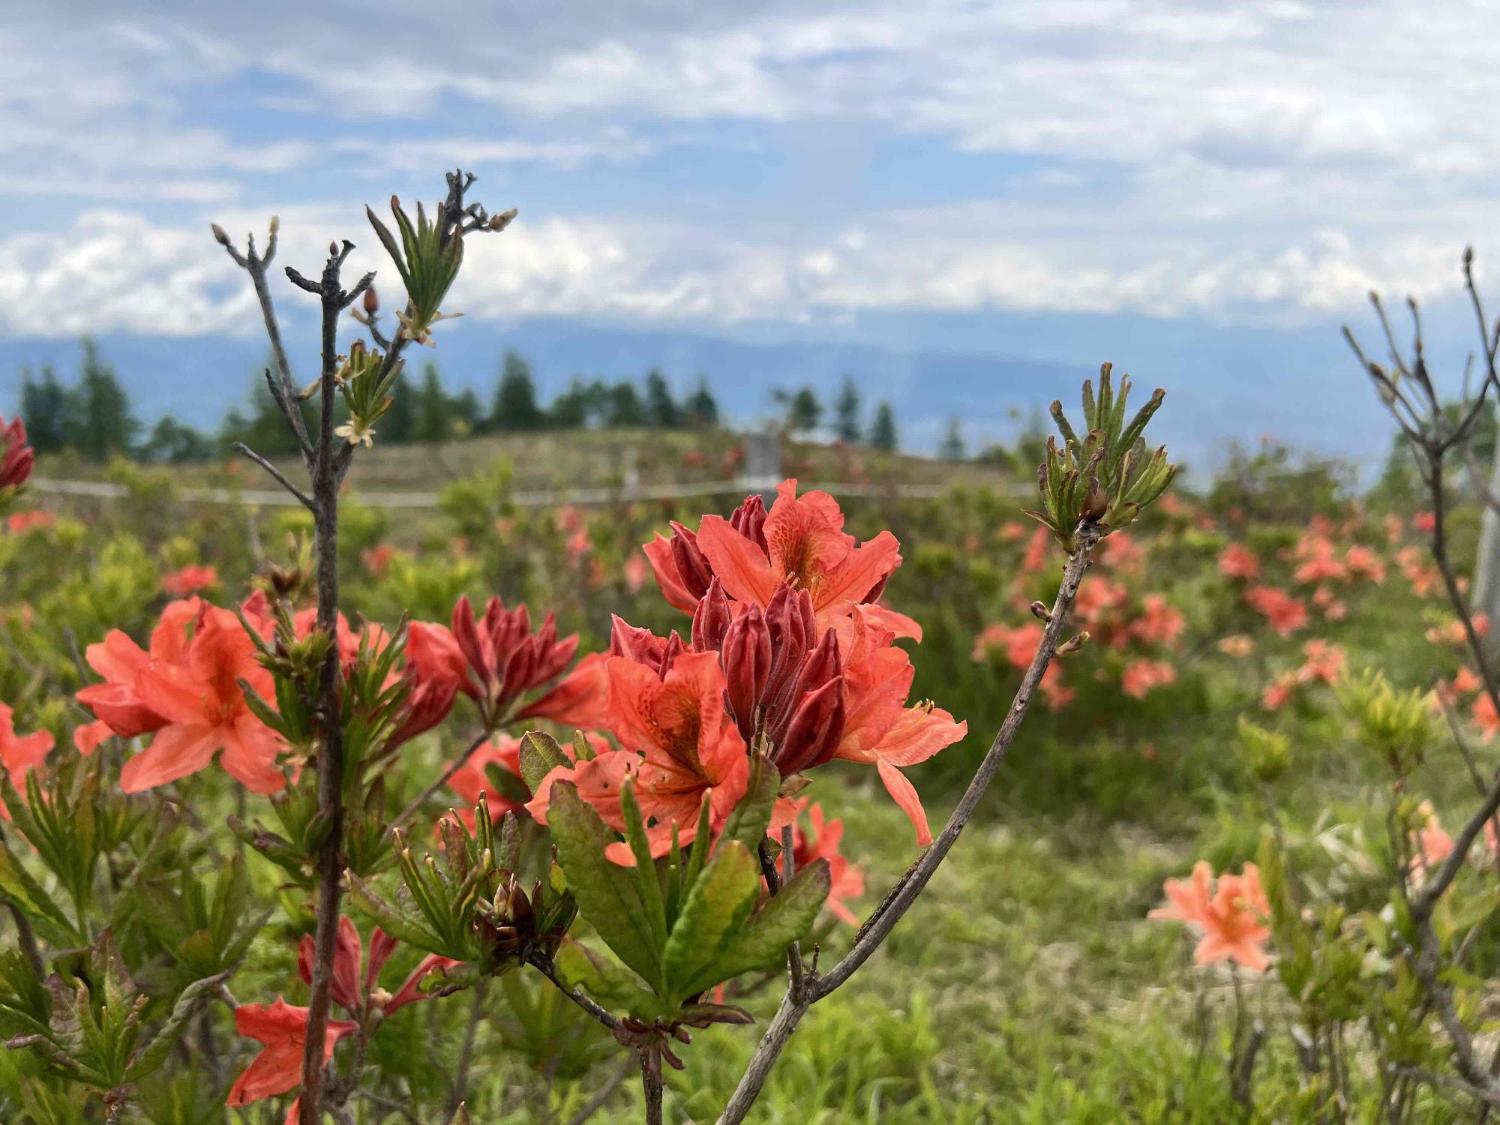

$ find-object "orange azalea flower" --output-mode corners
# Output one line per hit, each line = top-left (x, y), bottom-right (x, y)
(528, 650), (750, 862)
(832, 614), (966, 845)
(1243, 586), (1308, 636)
(1217, 543), (1260, 581)
(0, 702), (52, 820)
(683, 481), (917, 639)
(972, 621), (1042, 668)
(1149, 861), (1271, 972)
(1072, 576), (1128, 627)
(1450, 666), (1483, 697)
(1296, 640), (1345, 685)
(1262, 672), (1299, 711)
(445, 595), (581, 727)
(1310, 585), (1347, 620)
(1291, 534), (1346, 585)
(1019, 525), (1052, 574)
(1344, 545), (1385, 583)
(1097, 531), (1144, 571)
(226, 998), (357, 1117)
(1127, 595), (1185, 648)
(790, 803), (864, 926)
(5, 510), (54, 534)
(1409, 803), (1455, 878)
(1121, 659), (1176, 699)
(361, 543), (397, 576)
(1217, 634), (1255, 658)
(1412, 511), (1436, 533)
(78, 600), (286, 792)
(1396, 546), (1440, 598)
(1473, 692), (1500, 738)
(160, 564), (218, 597)
(123, 608), (285, 793)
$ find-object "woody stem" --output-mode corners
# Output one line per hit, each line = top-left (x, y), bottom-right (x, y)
(299, 245), (353, 1125)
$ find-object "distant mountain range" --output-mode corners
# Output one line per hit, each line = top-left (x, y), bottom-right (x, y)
(0, 311), (1407, 475)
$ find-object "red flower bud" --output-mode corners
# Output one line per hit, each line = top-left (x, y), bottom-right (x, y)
(691, 578), (732, 652)
(721, 604), (772, 739)
(668, 521), (714, 601)
(1, 416), (35, 490)
(729, 493), (768, 551)
(776, 676), (846, 774)
(768, 627), (841, 745)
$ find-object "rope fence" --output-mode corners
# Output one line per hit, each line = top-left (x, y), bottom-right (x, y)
(28, 474), (962, 510)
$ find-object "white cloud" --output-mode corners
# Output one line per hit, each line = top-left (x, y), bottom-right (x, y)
(6, 1), (1500, 327)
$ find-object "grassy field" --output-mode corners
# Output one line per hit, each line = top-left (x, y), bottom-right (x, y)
(4, 423), (1493, 1123)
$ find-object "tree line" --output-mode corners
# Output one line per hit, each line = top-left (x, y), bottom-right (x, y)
(16, 343), (902, 464)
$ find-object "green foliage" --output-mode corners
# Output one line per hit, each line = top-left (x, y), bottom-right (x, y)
(1031, 363), (1175, 549)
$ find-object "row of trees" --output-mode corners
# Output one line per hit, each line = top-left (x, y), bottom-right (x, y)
(15, 344), (905, 464)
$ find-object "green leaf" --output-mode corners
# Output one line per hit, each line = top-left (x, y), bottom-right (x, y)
(123, 972), (227, 1082)
(519, 731), (568, 794)
(547, 783), (665, 993)
(553, 941), (670, 1022)
(661, 841), (760, 1006)
(684, 860), (831, 998)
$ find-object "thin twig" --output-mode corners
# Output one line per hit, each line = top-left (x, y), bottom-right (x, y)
(232, 442), (313, 510)
(392, 730), (492, 832)
(565, 1056), (633, 1125)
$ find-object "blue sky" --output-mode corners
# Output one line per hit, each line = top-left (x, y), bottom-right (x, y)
(4, 1), (1499, 464)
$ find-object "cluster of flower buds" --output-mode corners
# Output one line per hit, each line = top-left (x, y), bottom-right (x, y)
(1, 414), (35, 499)
(296, 916), (458, 1020)
(693, 581), (846, 774)
(406, 596), (584, 732)
(473, 869), (577, 970)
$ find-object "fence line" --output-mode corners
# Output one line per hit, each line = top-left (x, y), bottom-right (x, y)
(28, 474), (960, 510)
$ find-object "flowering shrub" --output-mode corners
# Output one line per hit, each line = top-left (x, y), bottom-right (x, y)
(0, 172), (1175, 1124)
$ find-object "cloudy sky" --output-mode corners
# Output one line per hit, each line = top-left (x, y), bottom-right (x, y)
(3, 1), (1498, 458)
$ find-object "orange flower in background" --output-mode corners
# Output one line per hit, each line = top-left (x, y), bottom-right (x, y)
(121, 607), (286, 793)
(1121, 659), (1176, 699)
(1128, 595), (1185, 648)
(1409, 803), (1455, 879)
(6, 510), (54, 534)
(1344, 545), (1385, 583)
(790, 803), (864, 925)
(1019, 525), (1052, 574)
(623, 551), (650, 594)
(0, 701), (52, 819)
(361, 543), (397, 577)
(1412, 511), (1436, 534)
(1097, 531), (1144, 571)
(1262, 672), (1298, 711)
(1217, 634), (1255, 658)
(1310, 585), (1347, 621)
(1243, 586), (1308, 636)
(1217, 543), (1260, 581)
(1296, 639), (1345, 685)
(973, 621), (1042, 668)
(1072, 576), (1128, 628)
(1149, 861), (1271, 972)
(161, 564), (218, 597)
(226, 999), (357, 1117)
(78, 601), (286, 794)
(1291, 534), (1346, 585)
(1473, 692), (1500, 738)
(1396, 547), (1439, 598)
(1426, 614), (1488, 647)
(447, 736), (527, 822)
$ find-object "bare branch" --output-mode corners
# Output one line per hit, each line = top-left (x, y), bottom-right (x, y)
(232, 442), (313, 510)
